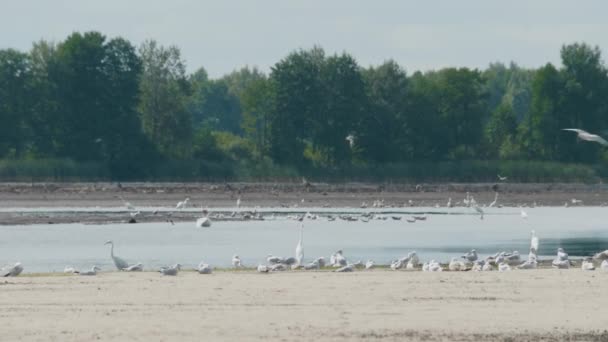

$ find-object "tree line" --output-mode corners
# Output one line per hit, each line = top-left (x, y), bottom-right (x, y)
(1, 31), (608, 181)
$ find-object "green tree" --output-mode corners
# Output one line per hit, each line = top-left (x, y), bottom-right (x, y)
(241, 77), (274, 157)
(138, 39), (192, 158)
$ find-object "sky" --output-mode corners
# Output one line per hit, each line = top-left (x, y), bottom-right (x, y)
(2, 1), (608, 78)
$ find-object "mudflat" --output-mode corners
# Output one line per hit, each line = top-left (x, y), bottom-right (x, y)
(1, 269), (606, 341)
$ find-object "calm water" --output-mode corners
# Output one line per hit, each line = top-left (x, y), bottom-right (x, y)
(1, 207), (607, 273)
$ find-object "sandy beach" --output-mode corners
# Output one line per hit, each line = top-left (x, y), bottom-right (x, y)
(1, 269), (607, 341)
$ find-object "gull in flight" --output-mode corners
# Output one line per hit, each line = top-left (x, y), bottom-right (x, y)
(345, 134), (355, 148)
(3, 262), (23, 277)
(562, 128), (608, 146)
(497, 174), (508, 181)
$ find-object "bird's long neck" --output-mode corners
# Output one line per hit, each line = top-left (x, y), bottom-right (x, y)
(109, 243), (114, 258)
(299, 223), (304, 243)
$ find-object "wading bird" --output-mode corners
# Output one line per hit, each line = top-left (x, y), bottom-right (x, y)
(176, 197), (190, 210)
(104, 240), (129, 270)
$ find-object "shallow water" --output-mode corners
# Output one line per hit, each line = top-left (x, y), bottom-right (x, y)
(1, 207), (607, 273)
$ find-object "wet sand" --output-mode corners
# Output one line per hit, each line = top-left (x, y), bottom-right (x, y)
(1, 269), (607, 341)
(2, 182), (608, 225)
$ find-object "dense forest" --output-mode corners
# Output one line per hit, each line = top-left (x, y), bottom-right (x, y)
(1, 31), (608, 182)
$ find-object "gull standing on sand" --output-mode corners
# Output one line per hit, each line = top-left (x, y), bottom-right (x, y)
(64, 266), (78, 274)
(232, 255), (243, 268)
(593, 250), (608, 261)
(562, 128), (608, 146)
(79, 266), (101, 276)
(3, 262), (23, 277)
(552, 248), (570, 269)
(581, 257), (595, 271)
(197, 262), (213, 274)
(104, 241), (129, 270)
(462, 249), (478, 263)
(160, 264), (181, 276)
(257, 264), (269, 273)
(498, 262), (511, 272)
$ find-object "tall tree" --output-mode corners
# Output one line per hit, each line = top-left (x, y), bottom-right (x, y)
(138, 40), (192, 158)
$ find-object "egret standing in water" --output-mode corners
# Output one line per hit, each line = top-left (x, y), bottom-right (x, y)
(104, 240), (129, 270)
(176, 197), (190, 210)
(295, 223), (304, 266)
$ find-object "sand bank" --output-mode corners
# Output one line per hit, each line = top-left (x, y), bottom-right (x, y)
(1, 269), (606, 341)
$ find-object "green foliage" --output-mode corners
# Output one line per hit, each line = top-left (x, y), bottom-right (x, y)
(2, 33), (608, 182)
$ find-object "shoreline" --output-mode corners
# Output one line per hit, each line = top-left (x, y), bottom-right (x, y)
(1, 181), (608, 225)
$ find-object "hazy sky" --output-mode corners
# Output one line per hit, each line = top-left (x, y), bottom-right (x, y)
(2, 1), (607, 78)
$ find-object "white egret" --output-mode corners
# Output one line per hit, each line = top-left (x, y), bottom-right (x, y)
(562, 128), (608, 146)
(530, 230), (539, 256)
(79, 266), (101, 276)
(123, 263), (143, 272)
(176, 197), (190, 210)
(232, 255), (242, 268)
(295, 223), (304, 266)
(160, 264), (181, 276)
(104, 241), (129, 270)
(3, 262), (23, 277)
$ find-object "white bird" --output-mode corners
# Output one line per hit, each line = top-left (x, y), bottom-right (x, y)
(449, 258), (466, 271)
(123, 263), (143, 272)
(159, 264), (181, 276)
(197, 262), (213, 274)
(334, 264), (354, 272)
(520, 209), (528, 219)
(571, 198), (583, 205)
(3, 262), (23, 277)
(497, 174), (508, 181)
(447, 197), (453, 208)
(266, 255), (283, 264)
(257, 264), (269, 273)
(518, 256), (538, 270)
(552, 248), (570, 269)
(601, 260), (608, 271)
(498, 262), (511, 272)
(428, 260), (443, 272)
(530, 230), (539, 257)
(345, 134), (355, 148)
(269, 263), (287, 272)
(593, 250), (608, 261)
(488, 192), (499, 208)
(295, 223), (304, 266)
(236, 196), (241, 208)
(79, 266), (101, 276)
(104, 241), (129, 270)
(303, 260), (320, 270)
(581, 257), (595, 271)
(365, 260), (375, 269)
(462, 249), (478, 263)
(562, 128), (608, 146)
(64, 266), (78, 274)
(332, 250), (347, 267)
(176, 197), (190, 210)
(232, 255), (242, 268)
(482, 262), (494, 271)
